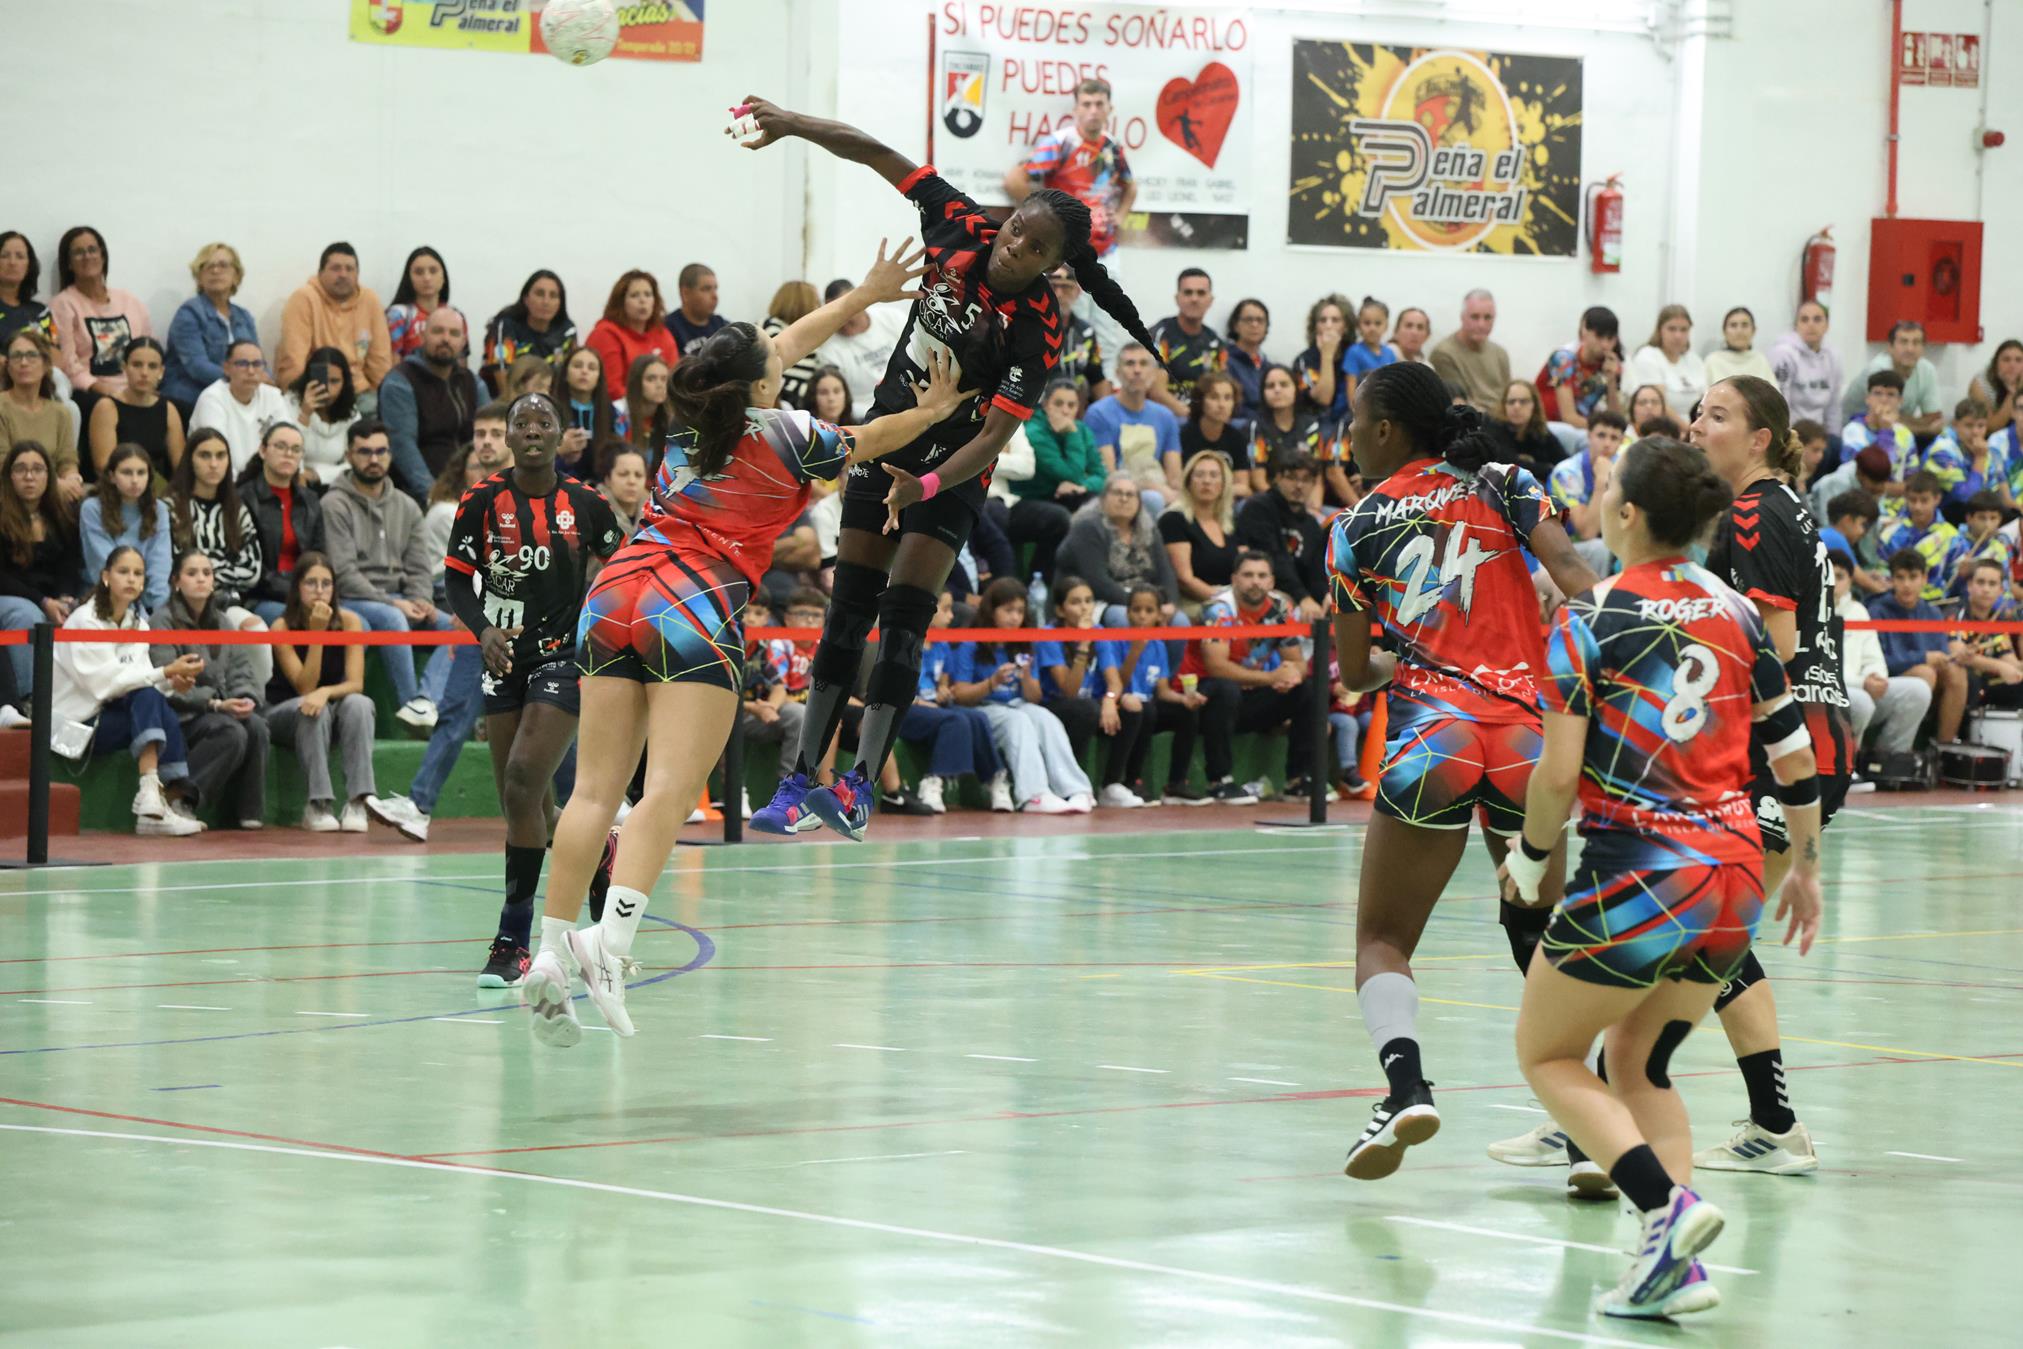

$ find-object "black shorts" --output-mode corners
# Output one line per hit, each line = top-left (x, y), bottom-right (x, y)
(482, 652), (582, 717)
(1750, 702), (1850, 853)
(839, 458), (984, 552)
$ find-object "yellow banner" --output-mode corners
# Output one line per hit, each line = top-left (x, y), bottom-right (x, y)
(348, 1), (703, 63)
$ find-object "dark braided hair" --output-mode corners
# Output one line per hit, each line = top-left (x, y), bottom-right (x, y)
(1360, 361), (1500, 473)
(1026, 189), (1157, 355)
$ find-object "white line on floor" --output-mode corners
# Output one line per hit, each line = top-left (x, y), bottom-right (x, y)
(156, 1004), (230, 1011)
(296, 1011), (370, 1018)
(1229, 1077), (1300, 1087)
(698, 1034), (773, 1042)
(833, 1043), (905, 1052)
(798, 1150), (967, 1167)
(1486, 1103), (1548, 1114)
(1098, 1064), (1170, 1074)
(0, 1124), (1650, 1348)
(16, 998), (92, 1005)
(432, 1017), (502, 1026)
(1885, 1150), (1963, 1163)
(1385, 1216), (1757, 1276)
(966, 1054), (1037, 1063)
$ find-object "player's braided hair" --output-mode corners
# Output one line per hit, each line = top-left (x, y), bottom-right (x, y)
(1027, 188), (1157, 354)
(1360, 360), (1500, 473)
(668, 321), (768, 477)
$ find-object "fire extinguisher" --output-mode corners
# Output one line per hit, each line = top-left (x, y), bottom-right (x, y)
(1586, 175), (1624, 274)
(1801, 227), (1836, 311)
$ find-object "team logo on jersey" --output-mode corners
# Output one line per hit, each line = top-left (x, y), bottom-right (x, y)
(941, 51), (988, 139)
(498, 512), (516, 528)
(556, 508), (575, 531)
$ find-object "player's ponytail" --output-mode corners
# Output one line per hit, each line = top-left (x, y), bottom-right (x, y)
(1030, 188), (1158, 354)
(1715, 374), (1803, 482)
(667, 321), (766, 478)
(1359, 360), (1499, 473)
(1617, 435), (1733, 549)
(1435, 403), (1499, 473)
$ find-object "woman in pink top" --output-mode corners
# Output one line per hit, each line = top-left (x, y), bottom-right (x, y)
(49, 226), (153, 399)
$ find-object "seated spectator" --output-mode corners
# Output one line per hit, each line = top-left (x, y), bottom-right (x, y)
(1875, 470), (1962, 601)
(1922, 398), (1995, 516)
(1150, 268), (1227, 417)
(422, 441), (495, 600)
(80, 443), (172, 610)
(1346, 297), (1398, 383)
(323, 420), (454, 732)
(1110, 582), (1205, 804)
(51, 544), (204, 835)
(1247, 364), (1325, 499)
(88, 338), (182, 480)
(1547, 409), (1627, 571)
(1086, 344), (1183, 507)
(1821, 488), (1885, 595)
(1389, 306), (1433, 368)
(1832, 549), (1925, 760)
(949, 580), (1092, 814)
(736, 592), (809, 772)
(1327, 644), (1374, 799)
(586, 270), (675, 402)
(623, 355), (674, 455)
(1, 328), (83, 499)
(1848, 320), (1944, 437)
(1703, 306), (1776, 385)
(166, 428), (269, 682)
(666, 262), (727, 355)
(557, 347), (627, 477)
(1809, 442), (1893, 524)
(1180, 370), (1252, 498)
(1868, 547), (1964, 741)
(1626, 304), (1707, 416)
(151, 550), (271, 829)
(163, 243), (259, 416)
(243, 422), (324, 620)
(1968, 338), (2020, 436)
(1951, 559), (2023, 722)
(1294, 293), (1355, 432)
(384, 246), (453, 361)
(1005, 379), (1103, 582)
(599, 445), (651, 538)
(761, 281), (822, 408)
(761, 512), (824, 610)
(482, 270), (576, 396)
(1789, 417), (1830, 501)
(1623, 383), (1668, 442)
(380, 308), (483, 500)
(277, 242), (393, 397)
(1488, 379), (1563, 479)
(1430, 290), (1511, 415)
(1161, 449), (1239, 619)
(806, 365), (854, 427)
(901, 590), (1007, 813)
(811, 277), (903, 413)
(1056, 472), (1179, 626)
(1222, 296), (1271, 419)
(505, 356), (553, 400)
(189, 340), (290, 477)
(1768, 300), (1843, 433)
(1949, 491), (2011, 600)
(1047, 265), (1111, 409)
(0, 231), (56, 353)
(1235, 449), (1328, 621)
(284, 346), (364, 483)
(1033, 575), (1145, 803)
(0, 441), (83, 715)
(49, 226), (153, 404)
(265, 553), (378, 832)
(1174, 549), (1315, 802)
(1535, 305), (1623, 429)
(1840, 368), (1917, 484)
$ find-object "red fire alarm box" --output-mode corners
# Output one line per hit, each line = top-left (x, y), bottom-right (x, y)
(1866, 218), (1983, 343)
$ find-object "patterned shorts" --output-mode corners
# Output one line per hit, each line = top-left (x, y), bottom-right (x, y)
(1375, 714), (1540, 834)
(1543, 861), (1765, 988)
(575, 547), (748, 690)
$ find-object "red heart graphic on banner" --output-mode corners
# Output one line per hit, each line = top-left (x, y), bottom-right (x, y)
(1156, 61), (1239, 169)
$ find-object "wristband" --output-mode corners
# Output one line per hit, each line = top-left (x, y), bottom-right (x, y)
(1776, 776), (1820, 808)
(1518, 835), (1552, 863)
(1503, 839), (1549, 902)
(919, 470), (942, 501)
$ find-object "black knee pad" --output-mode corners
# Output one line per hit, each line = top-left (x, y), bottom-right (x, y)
(812, 561), (884, 685)
(867, 584), (938, 705)
(1498, 900), (1552, 974)
(1712, 950), (1766, 1013)
(1646, 1019), (1694, 1089)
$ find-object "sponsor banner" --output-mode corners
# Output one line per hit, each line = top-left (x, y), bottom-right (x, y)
(930, 2), (1253, 249)
(1288, 41), (1584, 256)
(349, 1), (704, 63)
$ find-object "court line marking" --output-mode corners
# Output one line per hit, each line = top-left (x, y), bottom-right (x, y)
(297, 1011), (371, 1018)
(699, 1034), (773, 1042)
(1487, 1103), (1549, 1115)
(0, 1123), (1649, 1348)
(432, 1018), (503, 1026)
(966, 1054), (1037, 1063)
(1230, 1077), (1300, 1087)
(798, 1150), (967, 1167)
(156, 1004), (230, 1011)
(834, 1043), (905, 1052)
(1098, 1064), (1170, 1074)
(1884, 1151), (1962, 1163)
(17, 998), (91, 1005)
(1385, 1216), (1758, 1276)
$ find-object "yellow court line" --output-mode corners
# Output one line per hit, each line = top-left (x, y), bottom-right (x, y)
(1782, 1035), (2023, 1070)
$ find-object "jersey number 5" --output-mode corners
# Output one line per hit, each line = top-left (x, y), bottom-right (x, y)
(1396, 523), (1489, 626)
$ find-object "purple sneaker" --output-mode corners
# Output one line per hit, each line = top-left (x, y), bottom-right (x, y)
(1598, 1187), (1725, 1318)
(752, 772), (824, 836)
(805, 767), (874, 842)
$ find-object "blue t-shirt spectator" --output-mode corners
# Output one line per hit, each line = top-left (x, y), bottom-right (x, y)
(1344, 341), (1395, 378)
(1819, 524), (1853, 562)
(1083, 394), (1181, 482)
(1117, 634), (1170, 698)
(950, 642), (1029, 704)
(1865, 590), (1948, 674)
(918, 641), (959, 699)
(1033, 631), (1117, 698)
(163, 295), (261, 409)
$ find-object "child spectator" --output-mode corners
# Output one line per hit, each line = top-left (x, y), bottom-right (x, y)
(1809, 443), (1893, 525)
(1534, 305), (1623, 429)
(1788, 417), (1831, 501)
(166, 427), (269, 683)
(1951, 559), (2023, 718)
(1841, 369), (1917, 481)
(1702, 306), (1775, 385)
(0, 441), (83, 715)
(1180, 369), (1252, 498)
(1327, 642), (1375, 800)
(1875, 470), (1963, 601)
(557, 347), (626, 478)
(1769, 299), (1844, 430)
(1235, 450), (1328, 622)
(505, 356), (554, 401)
(265, 552), (378, 832)
(1867, 547), (1964, 745)
(738, 595), (808, 777)
(1249, 364), (1326, 499)
(50, 226), (154, 402)
(623, 355), (674, 456)
(1949, 492), (2011, 600)
(481, 271), (575, 397)
(1547, 409), (1626, 572)
(1, 328), (83, 498)
(1112, 582), (1207, 804)
(243, 422), (325, 621)
(949, 578), (1092, 814)
(384, 247), (451, 361)
(1008, 378), (1100, 583)
(1346, 296), (1397, 380)
(1161, 449), (1239, 619)
(1294, 293), (1355, 431)
(80, 443), (172, 611)
(1033, 576), (1137, 799)
(87, 338), (182, 481)
(1832, 549), (1921, 770)
(151, 550), (271, 829)
(1821, 488), (1885, 595)
(284, 347), (364, 483)
(1922, 398), (1994, 513)
(901, 590), (1009, 813)
(1055, 474), (1179, 626)
(51, 545), (204, 836)
(600, 445), (651, 538)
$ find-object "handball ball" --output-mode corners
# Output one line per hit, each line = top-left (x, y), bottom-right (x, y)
(541, 0), (620, 66)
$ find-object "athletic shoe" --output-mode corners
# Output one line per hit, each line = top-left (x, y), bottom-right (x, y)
(806, 768), (874, 842)
(1243, 777), (1274, 802)
(1657, 1261), (1721, 1317)
(1065, 791), (1095, 813)
(1024, 791), (1076, 815)
(879, 786), (937, 816)
(565, 924), (638, 1037)
(1099, 783), (1145, 808)
(1161, 782), (1211, 806)
(523, 948), (582, 1049)
(752, 772), (824, 836)
(238, 818), (265, 831)
(137, 811), (204, 837)
(987, 773), (1015, 812)
(1488, 1119), (1571, 1166)
(1209, 778), (1259, 805)
(395, 697), (439, 734)
(1282, 776), (1311, 800)
(587, 826), (620, 924)
(477, 938), (531, 988)
(1846, 775), (1877, 795)
(0, 704), (30, 731)
(1568, 1158), (1620, 1200)
(1693, 1118), (1818, 1174)
(167, 797), (208, 831)
(301, 802), (341, 833)
(1337, 778), (1378, 801)
(1343, 1081), (1440, 1180)
(366, 793), (431, 842)
(1596, 1187), (1725, 1318)
(915, 774), (947, 814)
(339, 798), (369, 833)
(132, 773), (168, 820)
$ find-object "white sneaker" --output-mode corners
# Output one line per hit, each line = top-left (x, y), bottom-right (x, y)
(1243, 778), (1273, 802)
(686, 805), (706, 824)
(523, 948), (582, 1049)
(916, 774), (947, 814)
(166, 796), (208, 830)
(1567, 1158), (1619, 1200)
(1065, 791), (1095, 813)
(987, 773), (1015, 813)
(1487, 1119), (1572, 1166)
(365, 793), (430, 842)
(1693, 1118), (1818, 1174)
(339, 798), (369, 833)
(565, 924), (638, 1037)
(395, 697), (438, 733)
(132, 773), (167, 820)
(1098, 783), (1145, 809)
(238, 818), (265, 831)
(1024, 791), (1076, 815)
(138, 811), (204, 837)
(0, 704), (30, 731)
(301, 802), (341, 833)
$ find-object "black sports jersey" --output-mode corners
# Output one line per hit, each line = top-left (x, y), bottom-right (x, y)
(868, 165), (1063, 474)
(1151, 316), (1227, 406)
(1704, 477), (1848, 714)
(445, 471), (623, 662)
(1062, 314), (1104, 390)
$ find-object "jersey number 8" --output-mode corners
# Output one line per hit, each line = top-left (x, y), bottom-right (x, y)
(1661, 642), (1720, 744)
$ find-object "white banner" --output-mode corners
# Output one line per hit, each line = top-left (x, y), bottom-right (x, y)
(928, 2), (1253, 248)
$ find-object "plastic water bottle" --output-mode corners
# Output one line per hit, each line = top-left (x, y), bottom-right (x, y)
(1026, 572), (1048, 623)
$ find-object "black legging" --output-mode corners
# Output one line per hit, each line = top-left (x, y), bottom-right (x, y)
(1123, 698), (1201, 791)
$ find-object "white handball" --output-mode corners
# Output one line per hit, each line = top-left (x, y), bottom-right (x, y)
(540, 0), (620, 66)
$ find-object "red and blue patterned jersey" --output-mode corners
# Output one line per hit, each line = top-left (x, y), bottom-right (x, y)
(1019, 129), (1133, 255)
(631, 407), (852, 588)
(1545, 559), (1791, 866)
(1327, 457), (1558, 727)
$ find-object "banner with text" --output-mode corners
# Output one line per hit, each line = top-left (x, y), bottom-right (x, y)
(349, 1), (704, 63)
(930, 3), (1252, 249)
(1288, 41), (1582, 255)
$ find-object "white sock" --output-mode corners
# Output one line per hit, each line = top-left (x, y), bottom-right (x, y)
(1356, 971), (1419, 1050)
(539, 916), (573, 962)
(599, 885), (648, 957)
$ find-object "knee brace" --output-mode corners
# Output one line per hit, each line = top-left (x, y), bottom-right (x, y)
(867, 584), (938, 706)
(811, 561), (883, 686)
(1712, 950), (1766, 1013)
(1498, 899), (1552, 974)
(1646, 1019), (1694, 1089)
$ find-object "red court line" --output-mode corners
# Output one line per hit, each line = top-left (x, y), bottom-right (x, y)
(0, 1096), (422, 1162)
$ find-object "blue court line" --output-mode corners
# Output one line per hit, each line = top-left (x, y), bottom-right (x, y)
(0, 919), (714, 1058)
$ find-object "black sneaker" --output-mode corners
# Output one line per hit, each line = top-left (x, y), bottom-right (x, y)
(587, 825), (619, 923)
(477, 937), (530, 989)
(1209, 778), (1260, 805)
(1160, 782), (1211, 805)
(1343, 1081), (1440, 1180)
(879, 787), (937, 817)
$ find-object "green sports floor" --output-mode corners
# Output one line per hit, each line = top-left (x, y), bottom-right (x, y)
(3, 803), (2020, 1346)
